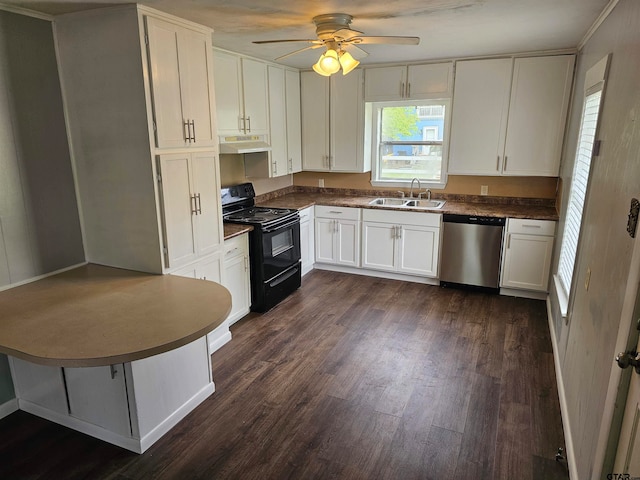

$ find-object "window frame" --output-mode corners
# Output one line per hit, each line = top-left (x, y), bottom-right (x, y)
(368, 98), (452, 189)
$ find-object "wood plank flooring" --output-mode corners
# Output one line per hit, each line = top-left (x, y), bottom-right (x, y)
(0, 270), (568, 479)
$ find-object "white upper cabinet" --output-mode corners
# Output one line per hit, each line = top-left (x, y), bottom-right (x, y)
(502, 55), (575, 176)
(285, 69), (302, 174)
(448, 55), (574, 176)
(364, 62), (453, 101)
(145, 16), (216, 149)
(213, 51), (269, 137)
(448, 58), (513, 175)
(267, 65), (288, 177)
(301, 70), (368, 173)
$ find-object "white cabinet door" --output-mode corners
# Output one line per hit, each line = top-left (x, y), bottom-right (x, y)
(315, 217), (336, 263)
(199, 251), (223, 283)
(223, 238), (250, 325)
(285, 69), (302, 174)
(145, 17), (186, 148)
(213, 51), (243, 136)
(501, 233), (554, 291)
(362, 221), (396, 272)
(158, 153), (197, 268)
(301, 72), (330, 171)
(397, 224), (440, 277)
(336, 219), (361, 267)
(331, 70), (364, 172)
(503, 55), (574, 176)
(65, 364), (131, 437)
(406, 63), (453, 99)
(267, 65), (288, 177)
(448, 58), (513, 175)
(146, 17), (215, 148)
(10, 358), (68, 415)
(241, 58), (269, 136)
(364, 65), (406, 101)
(191, 152), (223, 256)
(300, 207), (315, 276)
(179, 27), (217, 148)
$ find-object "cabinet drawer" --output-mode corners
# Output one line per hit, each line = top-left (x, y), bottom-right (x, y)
(363, 209), (441, 228)
(507, 218), (556, 236)
(315, 205), (361, 221)
(224, 234), (248, 259)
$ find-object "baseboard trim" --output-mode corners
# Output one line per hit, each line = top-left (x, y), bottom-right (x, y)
(500, 287), (547, 300)
(0, 398), (18, 419)
(314, 263), (439, 285)
(208, 331), (232, 354)
(546, 297), (578, 479)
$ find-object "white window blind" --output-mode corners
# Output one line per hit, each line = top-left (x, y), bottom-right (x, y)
(557, 89), (603, 296)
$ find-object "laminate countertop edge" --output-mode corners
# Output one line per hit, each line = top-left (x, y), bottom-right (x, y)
(257, 193), (559, 221)
(0, 264), (232, 367)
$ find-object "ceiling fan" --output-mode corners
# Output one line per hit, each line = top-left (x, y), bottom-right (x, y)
(253, 13), (420, 76)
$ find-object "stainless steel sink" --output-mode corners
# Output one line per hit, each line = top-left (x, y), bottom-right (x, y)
(368, 198), (409, 206)
(404, 199), (446, 209)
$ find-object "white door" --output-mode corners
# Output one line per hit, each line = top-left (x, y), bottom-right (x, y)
(145, 17), (186, 148)
(397, 224), (440, 277)
(500, 233), (554, 291)
(191, 152), (222, 256)
(285, 69), (302, 174)
(158, 153), (197, 268)
(179, 28), (217, 147)
(301, 71), (329, 171)
(315, 218), (336, 263)
(362, 221), (396, 272)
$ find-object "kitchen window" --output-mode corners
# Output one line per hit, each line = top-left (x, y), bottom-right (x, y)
(369, 99), (451, 188)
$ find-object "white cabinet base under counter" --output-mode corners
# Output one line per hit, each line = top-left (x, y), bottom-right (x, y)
(0, 264), (231, 453)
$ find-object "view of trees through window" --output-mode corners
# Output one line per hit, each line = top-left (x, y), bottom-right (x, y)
(378, 104), (446, 182)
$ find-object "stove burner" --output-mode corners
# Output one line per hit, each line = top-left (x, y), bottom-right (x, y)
(226, 207), (291, 223)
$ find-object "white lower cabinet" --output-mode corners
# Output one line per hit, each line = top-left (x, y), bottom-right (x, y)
(223, 234), (250, 326)
(300, 207), (315, 276)
(500, 218), (556, 292)
(315, 206), (361, 267)
(362, 209), (441, 278)
(8, 336), (213, 453)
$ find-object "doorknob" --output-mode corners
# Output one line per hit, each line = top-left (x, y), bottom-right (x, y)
(615, 351), (640, 374)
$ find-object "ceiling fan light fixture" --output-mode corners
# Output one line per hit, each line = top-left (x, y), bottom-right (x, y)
(318, 49), (341, 74)
(312, 60), (331, 76)
(339, 50), (359, 75)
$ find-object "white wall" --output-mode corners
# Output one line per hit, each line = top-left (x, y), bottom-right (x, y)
(550, 0), (640, 477)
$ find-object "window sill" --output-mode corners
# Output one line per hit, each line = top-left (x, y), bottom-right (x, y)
(553, 274), (569, 321)
(370, 180), (447, 190)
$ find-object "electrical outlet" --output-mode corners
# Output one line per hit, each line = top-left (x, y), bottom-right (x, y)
(318, 178), (325, 188)
(585, 267), (591, 291)
(481, 185), (489, 196)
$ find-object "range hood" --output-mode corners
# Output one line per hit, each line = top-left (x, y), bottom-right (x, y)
(219, 134), (271, 154)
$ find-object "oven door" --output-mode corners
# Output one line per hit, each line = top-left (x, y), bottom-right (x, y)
(261, 217), (301, 282)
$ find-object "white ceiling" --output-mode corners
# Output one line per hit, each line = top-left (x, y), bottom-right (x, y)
(6, 0), (610, 68)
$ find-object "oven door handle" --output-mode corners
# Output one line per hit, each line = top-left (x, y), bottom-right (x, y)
(262, 218), (300, 233)
(268, 264), (300, 287)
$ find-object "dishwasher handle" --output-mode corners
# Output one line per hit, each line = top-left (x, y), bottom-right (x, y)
(443, 214), (505, 227)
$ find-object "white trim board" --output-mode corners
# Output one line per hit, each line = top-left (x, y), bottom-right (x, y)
(0, 3), (53, 21)
(578, 0), (620, 50)
(0, 398), (18, 420)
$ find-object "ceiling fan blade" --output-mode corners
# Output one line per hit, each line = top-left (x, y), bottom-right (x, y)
(347, 36), (420, 45)
(343, 44), (369, 58)
(332, 28), (363, 40)
(253, 39), (322, 45)
(275, 45), (323, 61)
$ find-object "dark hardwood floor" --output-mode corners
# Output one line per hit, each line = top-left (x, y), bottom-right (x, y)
(0, 270), (568, 479)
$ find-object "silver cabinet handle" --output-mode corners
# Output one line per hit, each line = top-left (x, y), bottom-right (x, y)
(190, 194), (198, 215)
(400, 82), (404, 97)
(196, 193), (202, 214)
(407, 82), (411, 98)
(334, 219), (339, 233)
(244, 256), (249, 272)
(184, 120), (190, 143)
(496, 155), (501, 171)
(328, 211), (343, 214)
(288, 158), (293, 173)
(110, 365), (118, 379)
(246, 116), (251, 132)
(507, 233), (511, 249)
(239, 116), (245, 132)
(503, 155), (508, 171)
(521, 224), (542, 229)
(272, 161), (278, 176)
(190, 120), (196, 143)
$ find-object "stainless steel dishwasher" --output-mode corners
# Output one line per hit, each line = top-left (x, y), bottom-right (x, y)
(440, 214), (505, 292)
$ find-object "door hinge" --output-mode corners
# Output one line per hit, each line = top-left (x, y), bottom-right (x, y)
(163, 246), (168, 255)
(144, 34), (149, 46)
(593, 139), (602, 156)
(152, 121), (157, 132)
(156, 173), (162, 182)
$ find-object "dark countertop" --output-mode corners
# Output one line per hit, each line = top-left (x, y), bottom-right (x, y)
(256, 192), (559, 221)
(223, 223), (253, 240)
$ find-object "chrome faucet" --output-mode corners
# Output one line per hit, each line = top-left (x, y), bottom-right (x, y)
(409, 178), (421, 198)
(419, 189), (432, 200)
